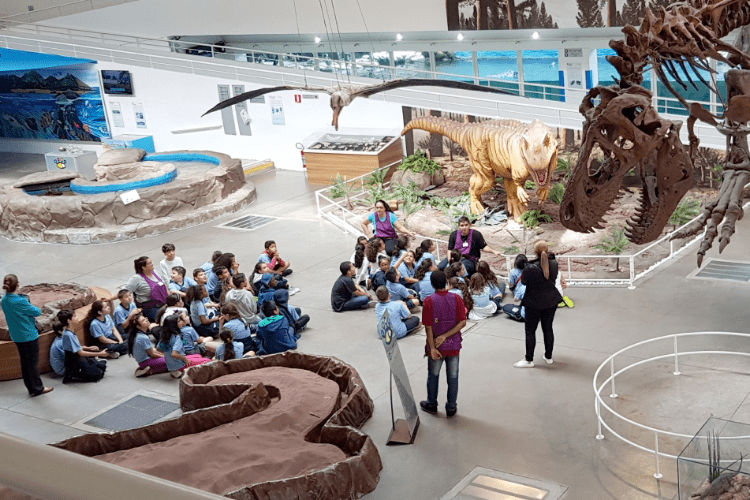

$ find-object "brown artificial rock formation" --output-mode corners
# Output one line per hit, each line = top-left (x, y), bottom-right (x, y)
(561, 0), (750, 266)
(0, 150), (256, 244)
(0, 352), (382, 500)
(402, 117), (558, 220)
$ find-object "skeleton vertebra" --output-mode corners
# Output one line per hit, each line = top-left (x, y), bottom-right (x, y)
(562, 0), (750, 266)
(402, 117), (557, 220)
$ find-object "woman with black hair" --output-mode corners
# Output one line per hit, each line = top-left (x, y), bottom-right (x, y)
(157, 315), (210, 378)
(513, 241), (562, 368)
(125, 256), (170, 322)
(351, 243), (371, 288)
(361, 199), (415, 255)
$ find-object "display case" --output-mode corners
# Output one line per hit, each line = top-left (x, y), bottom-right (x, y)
(103, 134), (155, 152)
(302, 129), (403, 184)
(44, 151), (98, 180)
(678, 417), (750, 499)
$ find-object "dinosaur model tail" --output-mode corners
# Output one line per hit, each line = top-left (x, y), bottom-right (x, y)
(401, 117), (469, 147)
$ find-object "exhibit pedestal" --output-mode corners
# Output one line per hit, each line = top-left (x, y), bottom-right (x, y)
(304, 133), (403, 184)
(44, 151), (97, 180)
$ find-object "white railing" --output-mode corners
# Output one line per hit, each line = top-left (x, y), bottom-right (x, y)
(593, 332), (750, 480)
(317, 172), (748, 287)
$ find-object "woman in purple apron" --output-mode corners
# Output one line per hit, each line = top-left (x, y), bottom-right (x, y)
(439, 216), (502, 276)
(361, 199), (415, 255)
(125, 256), (170, 322)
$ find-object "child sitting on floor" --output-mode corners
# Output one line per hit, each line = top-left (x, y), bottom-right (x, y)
(219, 303), (258, 356)
(375, 286), (421, 339)
(127, 312), (166, 377)
(178, 311), (212, 357)
(385, 268), (420, 309)
(187, 284), (220, 337)
(476, 261), (505, 308)
(224, 273), (261, 327)
(415, 239), (437, 267)
(448, 277), (473, 316)
(169, 266), (196, 298)
(113, 289), (140, 338)
(159, 243), (184, 281)
(51, 309), (110, 383)
(256, 301), (298, 355)
(214, 327), (245, 361)
(370, 256), (391, 290)
(468, 273), (498, 320)
(156, 293), (188, 325)
(201, 250), (223, 273)
(85, 300), (127, 357)
(157, 314), (210, 378)
(259, 240), (293, 277)
(415, 258), (438, 302)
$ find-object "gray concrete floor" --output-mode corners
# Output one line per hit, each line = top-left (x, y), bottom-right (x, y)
(1, 153), (750, 500)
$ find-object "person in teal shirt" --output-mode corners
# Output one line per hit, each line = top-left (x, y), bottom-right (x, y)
(1, 274), (52, 396)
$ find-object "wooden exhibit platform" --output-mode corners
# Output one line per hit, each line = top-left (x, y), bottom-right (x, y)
(0, 286), (112, 381)
(305, 138), (403, 185)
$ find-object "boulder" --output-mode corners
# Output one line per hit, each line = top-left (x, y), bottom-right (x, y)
(13, 170), (79, 188)
(389, 168), (445, 191)
(94, 148), (146, 166)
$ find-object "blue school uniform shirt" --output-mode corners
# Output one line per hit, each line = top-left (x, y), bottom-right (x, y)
(258, 252), (272, 264)
(488, 283), (504, 297)
(375, 300), (411, 339)
(158, 336), (186, 371)
(386, 280), (415, 301)
(132, 333), (155, 364)
(398, 262), (417, 280)
(169, 276), (197, 294)
(200, 261), (213, 273)
(418, 272), (436, 301)
(416, 252), (436, 267)
(510, 268), (523, 287)
(206, 270), (221, 294)
(181, 325), (200, 352)
(224, 318), (252, 341)
(90, 315), (118, 342)
(190, 300), (208, 327)
(371, 270), (387, 289)
(215, 341), (244, 361)
(49, 336), (66, 375)
(113, 303), (135, 327)
(472, 285), (493, 308)
(390, 249), (406, 268)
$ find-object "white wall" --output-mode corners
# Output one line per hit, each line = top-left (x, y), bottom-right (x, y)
(0, 62), (406, 170)
(50, 0), (448, 38)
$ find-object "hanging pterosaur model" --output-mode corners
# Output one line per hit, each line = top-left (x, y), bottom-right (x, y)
(202, 78), (517, 130)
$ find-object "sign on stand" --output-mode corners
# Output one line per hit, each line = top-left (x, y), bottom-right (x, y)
(378, 310), (419, 445)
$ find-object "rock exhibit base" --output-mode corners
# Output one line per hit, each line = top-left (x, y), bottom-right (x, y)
(0, 352), (382, 499)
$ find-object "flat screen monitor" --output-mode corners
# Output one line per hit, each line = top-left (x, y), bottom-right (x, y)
(101, 70), (133, 95)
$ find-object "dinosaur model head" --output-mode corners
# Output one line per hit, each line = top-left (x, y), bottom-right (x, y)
(560, 85), (693, 243)
(521, 119), (558, 190)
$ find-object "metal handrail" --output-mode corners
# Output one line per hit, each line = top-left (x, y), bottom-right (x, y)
(593, 332), (750, 479)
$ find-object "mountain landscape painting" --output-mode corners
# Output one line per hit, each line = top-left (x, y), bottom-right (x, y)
(0, 64), (110, 141)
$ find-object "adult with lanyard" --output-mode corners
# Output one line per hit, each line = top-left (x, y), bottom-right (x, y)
(361, 199), (415, 255)
(125, 256), (170, 323)
(1, 274), (53, 396)
(439, 216), (502, 276)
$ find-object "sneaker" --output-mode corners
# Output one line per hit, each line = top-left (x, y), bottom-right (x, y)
(544, 357), (554, 364)
(419, 401), (438, 414)
(282, 269), (293, 277)
(558, 301), (566, 308)
(108, 351), (120, 359)
(170, 370), (184, 379)
(288, 287), (300, 296)
(134, 366), (151, 378)
(513, 359), (534, 368)
(563, 296), (575, 308)
(446, 408), (457, 418)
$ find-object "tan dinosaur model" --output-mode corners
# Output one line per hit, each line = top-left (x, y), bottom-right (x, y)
(402, 117), (558, 220)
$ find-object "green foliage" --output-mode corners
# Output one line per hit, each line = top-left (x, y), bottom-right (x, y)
(399, 150), (442, 175)
(365, 168), (387, 188)
(362, 184), (388, 207)
(593, 224), (629, 255)
(400, 198), (424, 226)
(436, 229), (452, 236)
(329, 173), (347, 199)
(669, 198), (701, 227)
(389, 181), (427, 205)
(710, 163), (724, 186)
(502, 244), (521, 254)
(556, 154), (571, 172)
(548, 183), (565, 205)
(521, 209), (552, 229)
(525, 180), (536, 190)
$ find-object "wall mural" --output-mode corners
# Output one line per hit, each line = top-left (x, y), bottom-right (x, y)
(0, 63), (110, 142)
(446, 0), (672, 31)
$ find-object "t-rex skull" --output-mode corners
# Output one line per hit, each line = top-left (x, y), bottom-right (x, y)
(560, 85), (693, 243)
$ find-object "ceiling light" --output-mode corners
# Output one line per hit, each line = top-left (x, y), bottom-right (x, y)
(532, 31), (539, 39)
(396, 33), (403, 41)
(314, 36), (321, 43)
(457, 33), (464, 41)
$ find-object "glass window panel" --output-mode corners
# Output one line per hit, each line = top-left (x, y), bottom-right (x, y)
(522, 49), (562, 101)
(435, 51), (474, 83)
(477, 50), (519, 95)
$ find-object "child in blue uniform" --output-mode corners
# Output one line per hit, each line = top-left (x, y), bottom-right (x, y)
(375, 286), (420, 339)
(385, 268), (421, 309)
(214, 328), (245, 361)
(84, 300), (127, 357)
(53, 309), (109, 383)
(157, 315), (210, 378)
(113, 290), (140, 338)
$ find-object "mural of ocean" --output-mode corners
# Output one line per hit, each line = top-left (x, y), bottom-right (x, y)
(0, 90), (110, 141)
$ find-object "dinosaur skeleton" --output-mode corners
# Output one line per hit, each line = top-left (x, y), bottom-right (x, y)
(203, 79), (514, 131)
(561, 0), (750, 266)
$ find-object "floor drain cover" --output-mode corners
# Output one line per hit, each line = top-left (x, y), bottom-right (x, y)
(83, 395), (180, 432)
(218, 214), (277, 231)
(441, 467), (567, 500)
(688, 258), (750, 283)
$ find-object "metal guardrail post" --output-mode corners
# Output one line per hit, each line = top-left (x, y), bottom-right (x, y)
(595, 398), (604, 440)
(653, 433), (663, 479)
(609, 358), (618, 398)
(628, 256), (636, 290)
(673, 337), (681, 376)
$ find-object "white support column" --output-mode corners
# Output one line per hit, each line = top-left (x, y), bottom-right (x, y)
(517, 50), (525, 96)
(429, 51), (437, 79)
(472, 51), (479, 85)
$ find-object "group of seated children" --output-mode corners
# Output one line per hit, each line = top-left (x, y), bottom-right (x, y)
(501, 253), (574, 322)
(52, 240), (311, 382)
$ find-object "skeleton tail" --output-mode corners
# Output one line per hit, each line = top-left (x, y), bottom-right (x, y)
(401, 117), (471, 149)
